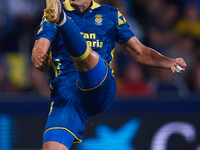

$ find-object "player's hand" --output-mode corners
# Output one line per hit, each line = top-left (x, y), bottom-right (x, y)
(34, 53), (51, 72)
(170, 58), (187, 75)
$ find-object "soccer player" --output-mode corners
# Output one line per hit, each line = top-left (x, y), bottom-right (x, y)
(31, 0), (187, 150)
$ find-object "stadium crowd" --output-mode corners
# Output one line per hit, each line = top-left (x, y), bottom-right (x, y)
(0, 0), (200, 99)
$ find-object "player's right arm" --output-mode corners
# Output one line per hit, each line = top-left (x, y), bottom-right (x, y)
(31, 38), (52, 72)
(32, 12), (57, 72)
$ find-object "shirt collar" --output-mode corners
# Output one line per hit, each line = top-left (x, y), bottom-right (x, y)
(63, 0), (101, 11)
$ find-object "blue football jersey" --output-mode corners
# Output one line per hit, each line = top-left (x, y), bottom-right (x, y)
(35, 0), (135, 89)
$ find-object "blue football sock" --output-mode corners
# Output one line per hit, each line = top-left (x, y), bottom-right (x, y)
(77, 56), (107, 89)
(57, 11), (90, 61)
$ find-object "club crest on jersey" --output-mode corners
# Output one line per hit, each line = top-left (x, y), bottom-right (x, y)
(95, 14), (103, 25)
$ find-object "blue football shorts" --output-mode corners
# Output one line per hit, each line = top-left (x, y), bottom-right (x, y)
(43, 62), (117, 148)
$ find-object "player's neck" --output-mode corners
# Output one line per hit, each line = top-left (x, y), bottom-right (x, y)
(74, 1), (92, 15)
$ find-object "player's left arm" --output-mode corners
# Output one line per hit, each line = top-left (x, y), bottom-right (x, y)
(121, 36), (187, 75)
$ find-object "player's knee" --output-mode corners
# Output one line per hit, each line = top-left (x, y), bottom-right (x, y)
(77, 56), (107, 89)
(73, 49), (99, 72)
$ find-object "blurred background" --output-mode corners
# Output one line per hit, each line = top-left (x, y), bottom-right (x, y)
(0, 0), (200, 149)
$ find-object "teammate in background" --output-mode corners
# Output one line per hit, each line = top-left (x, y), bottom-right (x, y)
(31, 0), (187, 150)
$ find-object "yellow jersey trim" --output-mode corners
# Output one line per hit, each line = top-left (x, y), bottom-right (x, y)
(63, 0), (75, 11)
(71, 44), (90, 61)
(117, 11), (127, 26)
(44, 127), (82, 143)
(40, 11), (48, 25)
(48, 101), (54, 116)
(91, 0), (101, 9)
(76, 60), (108, 91)
(109, 48), (115, 66)
(109, 48), (115, 75)
(50, 51), (58, 77)
(63, 0), (101, 11)
(50, 83), (53, 90)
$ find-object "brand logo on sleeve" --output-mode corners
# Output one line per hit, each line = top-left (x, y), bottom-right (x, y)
(37, 27), (43, 34)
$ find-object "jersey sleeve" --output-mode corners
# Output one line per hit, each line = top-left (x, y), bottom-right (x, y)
(115, 10), (135, 44)
(34, 13), (57, 42)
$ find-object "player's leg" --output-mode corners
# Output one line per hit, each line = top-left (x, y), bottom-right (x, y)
(43, 141), (69, 150)
(45, 0), (98, 71)
(42, 126), (75, 150)
(45, 0), (107, 89)
(57, 12), (100, 73)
